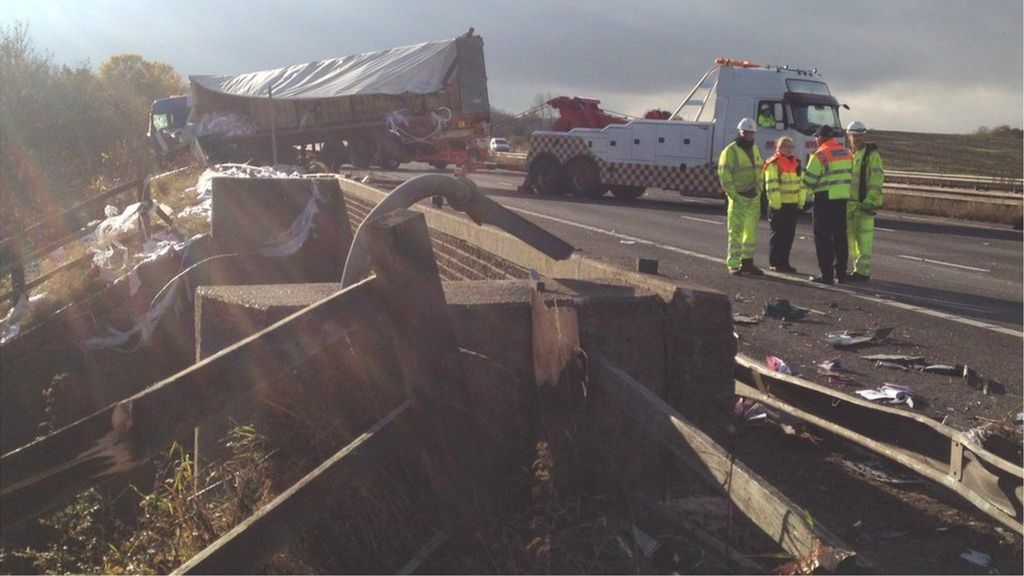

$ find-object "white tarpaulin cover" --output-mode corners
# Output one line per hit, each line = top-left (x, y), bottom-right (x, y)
(190, 39), (457, 100)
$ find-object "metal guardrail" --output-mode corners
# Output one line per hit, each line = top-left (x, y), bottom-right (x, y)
(0, 173), (189, 306)
(492, 153), (1021, 195)
(887, 170), (1023, 193)
(734, 354), (1023, 534)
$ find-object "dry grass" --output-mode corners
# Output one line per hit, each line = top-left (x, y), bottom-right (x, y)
(884, 191), (1024, 225)
(0, 426), (275, 575)
(871, 130), (1023, 178)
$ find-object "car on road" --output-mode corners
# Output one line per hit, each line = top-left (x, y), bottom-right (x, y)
(489, 137), (510, 152)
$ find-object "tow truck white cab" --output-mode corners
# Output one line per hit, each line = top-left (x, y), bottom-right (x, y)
(521, 58), (847, 200)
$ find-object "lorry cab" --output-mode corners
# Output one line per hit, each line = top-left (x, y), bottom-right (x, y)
(148, 95), (191, 159)
(675, 58), (846, 163)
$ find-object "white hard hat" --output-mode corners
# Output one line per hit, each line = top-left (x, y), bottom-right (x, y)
(737, 118), (757, 132)
(846, 120), (867, 134)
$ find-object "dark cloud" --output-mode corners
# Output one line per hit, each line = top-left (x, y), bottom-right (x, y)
(4, 0), (1020, 132)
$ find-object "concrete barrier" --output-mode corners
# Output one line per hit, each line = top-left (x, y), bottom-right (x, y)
(336, 176), (735, 420)
(210, 176), (352, 284)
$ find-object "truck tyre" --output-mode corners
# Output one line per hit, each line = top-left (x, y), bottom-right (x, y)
(567, 157), (606, 198)
(431, 162), (448, 170)
(347, 139), (373, 167)
(611, 185), (646, 201)
(531, 157), (566, 196)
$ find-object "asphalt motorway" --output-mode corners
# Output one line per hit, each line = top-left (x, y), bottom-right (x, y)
(472, 169), (1022, 329)
(363, 164), (1023, 330)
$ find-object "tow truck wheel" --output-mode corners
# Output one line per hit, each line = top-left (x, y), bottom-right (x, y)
(531, 157), (567, 196)
(610, 185), (646, 201)
(567, 157), (606, 198)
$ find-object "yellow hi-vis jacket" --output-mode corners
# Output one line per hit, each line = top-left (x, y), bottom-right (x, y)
(718, 141), (763, 199)
(850, 144), (884, 211)
(764, 153), (807, 209)
(803, 138), (853, 200)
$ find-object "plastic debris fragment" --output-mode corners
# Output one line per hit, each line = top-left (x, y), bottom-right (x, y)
(764, 298), (808, 320)
(732, 313), (761, 324)
(765, 354), (793, 375)
(960, 549), (992, 569)
(856, 383), (917, 409)
(824, 327), (893, 347)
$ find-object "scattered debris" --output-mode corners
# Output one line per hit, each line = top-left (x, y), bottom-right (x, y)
(764, 298), (808, 320)
(816, 358), (846, 375)
(982, 379), (1005, 395)
(861, 354), (925, 364)
(824, 327), (893, 348)
(875, 360), (910, 371)
(781, 322), (804, 335)
(732, 313), (761, 325)
(964, 425), (994, 448)
(960, 549), (993, 570)
(856, 383), (918, 409)
(853, 520), (909, 541)
(733, 398), (779, 429)
(765, 355), (793, 375)
(0, 293), (48, 345)
(921, 364), (960, 376)
(630, 525), (660, 558)
(858, 356), (1006, 395)
(619, 239), (636, 245)
(828, 374), (859, 386)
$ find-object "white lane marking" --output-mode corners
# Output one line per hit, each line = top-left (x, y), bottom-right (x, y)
(681, 215), (723, 225)
(897, 254), (991, 272)
(505, 205), (1022, 338)
(875, 227), (896, 232)
(506, 206), (722, 264)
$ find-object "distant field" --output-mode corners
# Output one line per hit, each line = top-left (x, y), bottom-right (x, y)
(870, 130), (1022, 179)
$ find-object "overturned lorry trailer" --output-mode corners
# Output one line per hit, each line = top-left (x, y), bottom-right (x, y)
(189, 30), (490, 169)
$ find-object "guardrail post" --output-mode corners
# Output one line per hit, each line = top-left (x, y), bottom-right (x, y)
(137, 177), (150, 242)
(4, 230), (26, 303)
(365, 208), (489, 545)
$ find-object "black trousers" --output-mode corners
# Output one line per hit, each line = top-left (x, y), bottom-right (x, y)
(768, 204), (799, 268)
(812, 194), (848, 281)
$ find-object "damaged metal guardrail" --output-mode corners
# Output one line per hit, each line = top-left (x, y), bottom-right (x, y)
(734, 353), (1023, 534)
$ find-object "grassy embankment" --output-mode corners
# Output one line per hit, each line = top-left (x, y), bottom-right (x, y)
(870, 130), (1022, 178)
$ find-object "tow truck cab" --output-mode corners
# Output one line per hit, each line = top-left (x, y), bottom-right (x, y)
(676, 59), (846, 162)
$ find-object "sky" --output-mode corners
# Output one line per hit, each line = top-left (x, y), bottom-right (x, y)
(4, 0), (1023, 134)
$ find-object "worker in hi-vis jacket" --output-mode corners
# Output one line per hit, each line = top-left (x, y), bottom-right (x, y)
(803, 124), (853, 284)
(718, 118), (765, 275)
(763, 136), (807, 273)
(845, 121), (884, 281)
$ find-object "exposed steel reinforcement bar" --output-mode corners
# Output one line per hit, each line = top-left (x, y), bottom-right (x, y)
(734, 354), (1023, 534)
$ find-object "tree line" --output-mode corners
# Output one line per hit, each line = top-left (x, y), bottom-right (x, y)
(1, 22), (186, 235)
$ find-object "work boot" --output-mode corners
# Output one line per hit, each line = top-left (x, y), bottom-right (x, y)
(771, 265), (798, 274)
(809, 275), (833, 285)
(849, 272), (870, 282)
(729, 267), (743, 275)
(740, 259), (764, 276)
